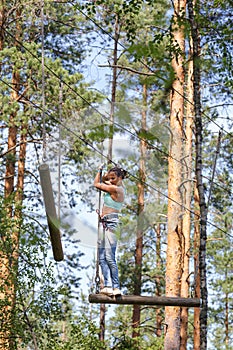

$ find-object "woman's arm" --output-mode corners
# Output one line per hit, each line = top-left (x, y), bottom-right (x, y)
(94, 171), (116, 194)
(94, 170), (102, 188)
(102, 173), (110, 183)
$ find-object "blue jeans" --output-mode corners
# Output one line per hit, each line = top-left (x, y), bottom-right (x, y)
(99, 214), (120, 289)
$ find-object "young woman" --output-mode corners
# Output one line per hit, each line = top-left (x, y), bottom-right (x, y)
(94, 166), (127, 296)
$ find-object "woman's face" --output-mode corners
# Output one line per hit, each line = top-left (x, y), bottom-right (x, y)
(108, 171), (120, 185)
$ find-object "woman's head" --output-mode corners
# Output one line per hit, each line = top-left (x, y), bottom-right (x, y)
(108, 166), (127, 180)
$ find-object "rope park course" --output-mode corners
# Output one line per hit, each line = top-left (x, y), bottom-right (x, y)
(35, 2), (202, 304)
(38, 148), (200, 304)
(33, 1), (226, 308)
(89, 170), (201, 308)
(37, 130), (201, 304)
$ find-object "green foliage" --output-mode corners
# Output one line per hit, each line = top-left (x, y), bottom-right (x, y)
(207, 211), (233, 347)
(2, 205), (88, 349)
(39, 317), (107, 350)
(108, 305), (164, 349)
(199, 0), (233, 102)
(0, 1), (103, 348)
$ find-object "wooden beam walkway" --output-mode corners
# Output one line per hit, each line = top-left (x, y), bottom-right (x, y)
(89, 294), (200, 307)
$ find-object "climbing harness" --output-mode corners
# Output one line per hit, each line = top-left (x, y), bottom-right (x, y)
(96, 209), (119, 230)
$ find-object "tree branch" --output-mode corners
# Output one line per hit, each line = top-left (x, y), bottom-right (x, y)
(0, 139), (42, 158)
(98, 64), (157, 76)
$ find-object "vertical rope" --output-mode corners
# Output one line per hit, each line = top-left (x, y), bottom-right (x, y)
(41, 0), (46, 162)
(95, 125), (104, 293)
(58, 80), (63, 220)
(95, 168), (102, 294)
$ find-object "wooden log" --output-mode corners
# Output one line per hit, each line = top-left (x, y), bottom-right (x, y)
(39, 163), (64, 262)
(89, 294), (200, 307)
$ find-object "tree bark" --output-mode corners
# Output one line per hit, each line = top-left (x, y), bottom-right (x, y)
(180, 35), (194, 349)
(187, 1), (208, 348)
(165, 0), (186, 348)
(155, 223), (162, 337)
(193, 185), (201, 350)
(0, 71), (19, 350)
(0, 8), (23, 349)
(224, 278), (229, 347)
(99, 303), (105, 342)
(89, 294), (200, 307)
(0, 0), (5, 53)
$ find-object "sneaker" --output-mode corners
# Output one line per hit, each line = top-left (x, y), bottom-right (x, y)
(100, 287), (113, 296)
(113, 288), (122, 296)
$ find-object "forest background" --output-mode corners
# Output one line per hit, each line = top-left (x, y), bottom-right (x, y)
(0, 0), (232, 349)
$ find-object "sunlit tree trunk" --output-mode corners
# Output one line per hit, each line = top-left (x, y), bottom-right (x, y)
(180, 37), (194, 349)
(155, 223), (163, 337)
(0, 8), (24, 349)
(0, 67), (19, 350)
(164, 0), (186, 348)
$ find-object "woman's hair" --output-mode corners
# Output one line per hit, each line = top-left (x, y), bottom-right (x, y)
(108, 166), (127, 179)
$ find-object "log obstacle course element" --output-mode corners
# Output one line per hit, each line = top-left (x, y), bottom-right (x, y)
(89, 294), (200, 307)
(39, 163), (64, 262)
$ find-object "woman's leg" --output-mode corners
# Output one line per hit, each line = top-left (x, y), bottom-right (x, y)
(98, 232), (112, 287)
(105, 230), (120, 289)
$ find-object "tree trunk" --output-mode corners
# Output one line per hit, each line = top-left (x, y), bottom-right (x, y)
(187, 1), (208, 348)
(132, 84), (147, 338)
(0, 8), (23, 349)
(10, 120), (28, 346)
(180, 36), (194, 349)
(0, 1), (5, 52)
(164, 0), (186, 349)
(0, 74), (19, 350)
(193, 185), (201, 350)
(224, 278), (229, 347)
(155, 223), (162, 337)
(99, 303), (105, 342)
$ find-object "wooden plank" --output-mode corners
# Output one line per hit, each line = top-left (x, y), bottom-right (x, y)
(89, 294), (200, 307)
(39, 163), (64, 262)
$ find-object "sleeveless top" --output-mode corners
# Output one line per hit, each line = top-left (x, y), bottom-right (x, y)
(104, 189), (124, 211)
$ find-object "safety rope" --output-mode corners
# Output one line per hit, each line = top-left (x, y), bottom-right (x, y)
(41, 0), (46, 162)
(95, 168), (102, 293)
(58, 80), (63, 220)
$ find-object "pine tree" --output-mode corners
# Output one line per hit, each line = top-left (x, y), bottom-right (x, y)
(164, 0), (186, 348)
(0, 1), (101, 347)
